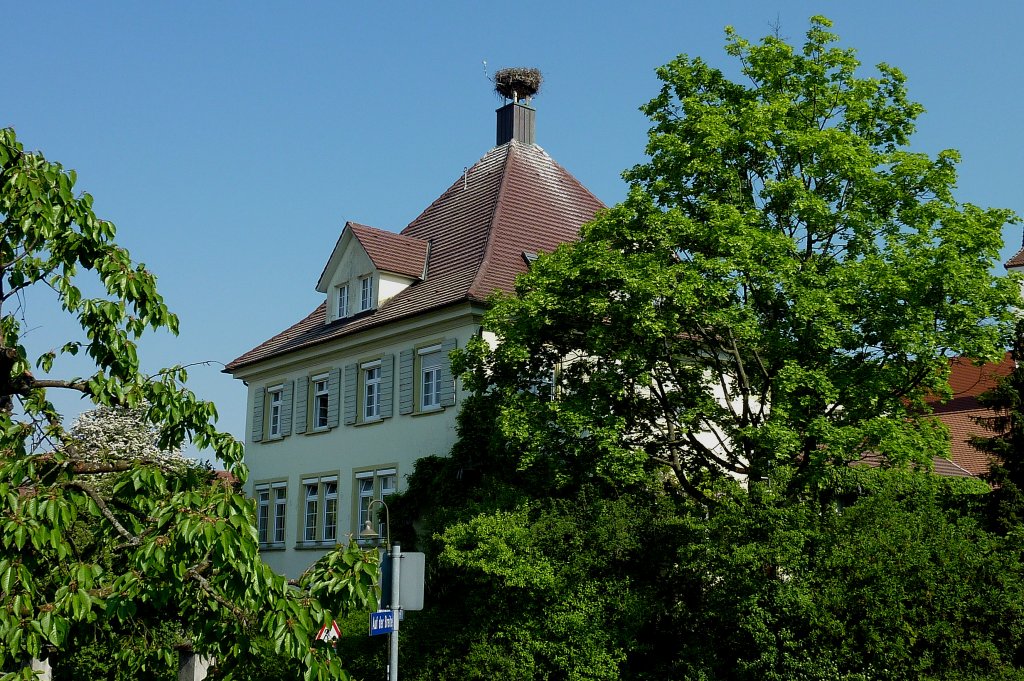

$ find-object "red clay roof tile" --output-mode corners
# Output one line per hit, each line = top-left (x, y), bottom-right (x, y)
(927, 354), (1015, 477)
(855, 355), (1014, 478)
(1006, 246), (1024, 269)
(348, 222), (428, 279)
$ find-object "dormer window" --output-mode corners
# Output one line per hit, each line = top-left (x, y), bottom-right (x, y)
(360, 276), (374, 311)
(336, 285), (349, 319)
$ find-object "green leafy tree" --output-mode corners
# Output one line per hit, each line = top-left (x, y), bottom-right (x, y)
(377, 18), (1024, 680)
(0, 128), (376, 680)
(972, 319), (1024, 531)
(45, 405), (200, 680)
(390, 421), (1020, 680)
(474, 16), (1017, 498)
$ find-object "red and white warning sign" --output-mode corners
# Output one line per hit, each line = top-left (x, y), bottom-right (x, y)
(315, 620), (342, 642)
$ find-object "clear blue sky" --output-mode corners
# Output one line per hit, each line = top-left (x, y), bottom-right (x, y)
(5, 2), (1022, 462)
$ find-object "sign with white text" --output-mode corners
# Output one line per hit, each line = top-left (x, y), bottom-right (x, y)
(369, 610), (394, 636)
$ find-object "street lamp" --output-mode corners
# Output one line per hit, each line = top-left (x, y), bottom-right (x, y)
(358, 498), (400, 681)
(359, 498), (390, 548)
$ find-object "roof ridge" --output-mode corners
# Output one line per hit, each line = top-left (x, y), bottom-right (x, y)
(535, 142), (606, 212)
(398, 146), (506, 238)
(469, 142), (517, 299)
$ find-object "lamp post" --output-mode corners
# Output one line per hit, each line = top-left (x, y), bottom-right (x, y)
(359, 499), (400, 681)
(359, 498), (390, 548)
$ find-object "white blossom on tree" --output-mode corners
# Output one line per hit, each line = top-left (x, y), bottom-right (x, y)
(63, 404), (188, 473)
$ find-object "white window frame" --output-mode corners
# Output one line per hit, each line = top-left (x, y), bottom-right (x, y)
(268, 385), (283, 438)
(363, 361), (381, 420)
(418, 344), (443, 410)
(256, 486), (270, 544)
(356, 468), (396, 539)
(336, 284), (349, 319)
(422, 366), (442, 409)
(322, 479), (338, 543)
(300, 475), (339, 544)
(303, 480), (319, 543)
(256, 481), (287, 547)
(272, 484), (287, 544)
(312, 374), (330, 430)
(360, 275), (373, 311)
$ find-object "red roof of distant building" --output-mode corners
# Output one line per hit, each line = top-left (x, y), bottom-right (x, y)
(214, 469), (239, 487)
(1005, 246), (1024, 269)
(928, 354), (1015, 477)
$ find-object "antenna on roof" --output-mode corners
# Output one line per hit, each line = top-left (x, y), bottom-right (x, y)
(463, 166), (468, 190)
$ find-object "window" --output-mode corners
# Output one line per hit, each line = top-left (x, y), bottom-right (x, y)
(268, 387), (283, 437)
(322, 480), (338, 542)
(364, 363), (381, 420)
(256, 482), (287, 547)
(356, 468), (396, 539)
(336, 284), (349, 319)
(257, 488), (270, 544)
(313, 375), (330, 430)
(419, 344), (444, 410)
(360, 276), (373, 311)
(422, 366), (441, 408)
(272, 483), (288, 540)
(301, 475), (338, 544)
(399, 340), (456, 415)
(295, 370), (339, 435)
(344, 356), (393, 425)
(253, 381), (292, 442)
(303, 482), (318, 542)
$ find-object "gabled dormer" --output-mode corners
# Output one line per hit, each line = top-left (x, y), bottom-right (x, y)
(316, 222), (429, 324)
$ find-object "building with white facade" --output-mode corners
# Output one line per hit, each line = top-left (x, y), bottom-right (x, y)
(226, 100), (604, 576)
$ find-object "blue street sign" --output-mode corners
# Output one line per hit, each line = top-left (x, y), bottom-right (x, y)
(369, 610), (395, 636)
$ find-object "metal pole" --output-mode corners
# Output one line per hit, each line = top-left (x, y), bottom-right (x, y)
(389, 542), (401, 681)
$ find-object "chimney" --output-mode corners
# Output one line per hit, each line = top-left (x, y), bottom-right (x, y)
(496, 101), (536, 146)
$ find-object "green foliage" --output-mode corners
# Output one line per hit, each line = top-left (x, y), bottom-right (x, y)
(392, 437), (1022, 680)
(666, 469), (1024, 680)
(53, 618), (182, 680)
(0, 128), (378, 679)
(473, 17), (1018, 499)
(973, 320), (1024, 531)
(398, 489), (663, 680)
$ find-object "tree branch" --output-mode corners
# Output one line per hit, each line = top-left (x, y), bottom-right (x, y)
(67, 481), (142, 546)
(186, 560), (251, 628)
(28, 378), (91, 393)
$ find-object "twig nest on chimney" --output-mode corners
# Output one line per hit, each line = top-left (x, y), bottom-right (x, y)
(494, 67), (542, 101)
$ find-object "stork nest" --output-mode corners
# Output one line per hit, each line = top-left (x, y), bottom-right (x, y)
(494, 67), (542, 101)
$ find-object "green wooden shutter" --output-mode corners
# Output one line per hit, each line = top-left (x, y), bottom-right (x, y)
(251, 386), (265, 442)
(344, 364), (357, 425)
(294, 376), (308, 434)
(327, 367), (342, 428)
(281, 380), (294, 437)
(380, 354), (394, 418)
(440, 338), (457, 407)
(399, 349), (414, 415)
